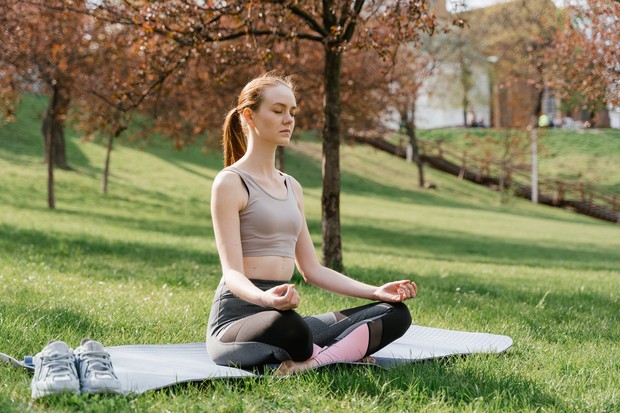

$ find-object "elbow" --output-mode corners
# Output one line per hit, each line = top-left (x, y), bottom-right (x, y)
(296, 261), (322, 285)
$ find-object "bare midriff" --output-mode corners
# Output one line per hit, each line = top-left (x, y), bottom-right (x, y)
(243, 256), (295, 282)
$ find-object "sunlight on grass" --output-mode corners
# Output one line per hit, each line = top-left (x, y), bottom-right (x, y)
(0, 97), (618, 412)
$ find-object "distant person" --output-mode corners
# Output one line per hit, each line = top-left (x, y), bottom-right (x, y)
(538, 113), (550, 128)
(206, 72), (416, 374)
(466, 106), (477, 127)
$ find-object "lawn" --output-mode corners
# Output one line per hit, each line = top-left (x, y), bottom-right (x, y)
(0, 96), (618, 412)
(418, 127), (620, 194)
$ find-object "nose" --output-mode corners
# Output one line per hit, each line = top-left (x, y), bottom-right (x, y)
(283, 113), (294, 124)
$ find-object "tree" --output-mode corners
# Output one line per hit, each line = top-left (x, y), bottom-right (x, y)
(0, 0), (98, 208)
(466, 0), (560, 127)
(388, 41), (438, 188)
(72, 18), (193, 194)
(0, 0), (97, 170)
(0, 74), (18, 125)
(94, 1), (439, 270)
(546, 0), (620, 122)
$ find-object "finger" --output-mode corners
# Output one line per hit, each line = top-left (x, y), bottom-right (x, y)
(398, 281), (414, 297)
(290, 295), (299, 308)
(391, 280), (410, 292)
(402, 283), (414, 298)
(290, 287), (300, 302)
(287, 285), (301, 305)
(281, 284), (295, 301)
(397, 283), (416, 300)
(272, 284), (289, 296)
(400, 287), (411, 300)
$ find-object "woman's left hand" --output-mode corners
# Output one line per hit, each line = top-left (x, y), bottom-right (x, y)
(373, 280), (417, 302)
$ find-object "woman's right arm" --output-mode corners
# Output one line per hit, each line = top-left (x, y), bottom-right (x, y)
(211, 172), (299, 310)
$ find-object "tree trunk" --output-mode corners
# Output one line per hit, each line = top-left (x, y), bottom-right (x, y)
(276, 146), (285, 171)
(102, 131), (114, 194)
(42, 82), (70, 170)
(410, 139), (425, 189)
(402, 103), (425, 188)
(321, 47), (343, 271)
(459, 49), (472, 127)
(43, 87), (58, 209)
(102, 122), (127, 194)
(534, 88), (544, 118)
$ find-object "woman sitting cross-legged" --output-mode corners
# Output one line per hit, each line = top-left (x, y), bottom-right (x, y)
(206, 72), (417, 374)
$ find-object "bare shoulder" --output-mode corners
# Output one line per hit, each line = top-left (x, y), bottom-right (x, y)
(212, 170), (247, 209)
(213, 169), (243, 192)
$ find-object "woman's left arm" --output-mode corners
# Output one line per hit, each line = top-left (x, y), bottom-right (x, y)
(291, 178), (416, 303)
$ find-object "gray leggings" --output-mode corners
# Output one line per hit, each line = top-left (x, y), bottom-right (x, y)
(206, 280), (411, 369)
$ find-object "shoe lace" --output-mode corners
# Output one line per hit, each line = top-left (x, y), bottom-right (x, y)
(41, 353), (76, 377)
(80, 350), (116, 376)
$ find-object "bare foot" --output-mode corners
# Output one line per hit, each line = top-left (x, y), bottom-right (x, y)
(276, 358), (319, 376)
(360, 356), (377, 365)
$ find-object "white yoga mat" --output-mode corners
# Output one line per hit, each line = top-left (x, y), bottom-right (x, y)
(1, 325), (513, 394)
(107, 325), (513, 394)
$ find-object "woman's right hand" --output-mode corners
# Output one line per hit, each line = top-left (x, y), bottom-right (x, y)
(262, 284), (300, 310)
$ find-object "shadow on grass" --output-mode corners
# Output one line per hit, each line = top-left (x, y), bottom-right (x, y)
(181, 361), (564, 411)
(145, 144), (223, 181)
(412, 273), (620, 343)
(321, 360), (565, 411)
(341, 220), (619, 271)
(286, 148), (481, 210)
(286, 145), (614, 228)
(338, 265), (619, 345)
(0, 224), (220, 287)
(57, 206), (212, 239)
(0, 302), (101, 349)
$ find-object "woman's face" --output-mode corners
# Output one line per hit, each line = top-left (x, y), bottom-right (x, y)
(246, 84), (297, 146)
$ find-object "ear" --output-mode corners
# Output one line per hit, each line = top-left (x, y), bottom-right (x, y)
(242, 108), (254, 127)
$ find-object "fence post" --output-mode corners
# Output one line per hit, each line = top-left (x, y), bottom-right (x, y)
(459, 151), (466, 180)
(553, 181), (564, 205)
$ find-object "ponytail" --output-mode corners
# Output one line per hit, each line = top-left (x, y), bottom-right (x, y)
(222, 108), (247, 167)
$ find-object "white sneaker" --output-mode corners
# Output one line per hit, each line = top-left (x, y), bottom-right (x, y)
(31, 341), (80, 399)
(74, 338), (122, 395)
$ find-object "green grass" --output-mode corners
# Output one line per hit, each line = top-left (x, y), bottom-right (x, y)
(1, 95), (619, 412)
(418, 128), (620, 193)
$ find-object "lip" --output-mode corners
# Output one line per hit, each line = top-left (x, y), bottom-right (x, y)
(279, 130), (291, 134)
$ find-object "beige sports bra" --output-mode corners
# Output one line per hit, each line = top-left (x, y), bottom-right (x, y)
(225, 167), (302, 259)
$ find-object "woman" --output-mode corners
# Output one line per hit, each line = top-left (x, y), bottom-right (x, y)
(207, 72), (417, 374)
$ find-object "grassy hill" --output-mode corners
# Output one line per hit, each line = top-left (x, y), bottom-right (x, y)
(418, 127), (620, 194)
(0, 95), (618, 412)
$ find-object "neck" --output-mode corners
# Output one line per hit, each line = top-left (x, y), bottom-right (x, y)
(238, 137), (278, 176)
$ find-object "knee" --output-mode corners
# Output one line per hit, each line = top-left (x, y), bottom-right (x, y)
(387, 302), (412, 336)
